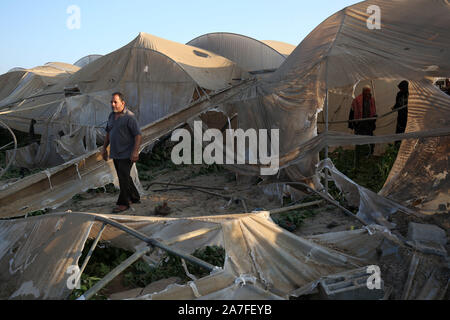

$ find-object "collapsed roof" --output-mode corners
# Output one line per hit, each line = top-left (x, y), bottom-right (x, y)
(0, 32), (247, 168)
(0, 0), (449, 300)
(218, 0), (450, 212)
(0, 62), (80, 106)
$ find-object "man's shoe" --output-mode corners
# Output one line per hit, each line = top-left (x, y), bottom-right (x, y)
(112, 205), (130, 213)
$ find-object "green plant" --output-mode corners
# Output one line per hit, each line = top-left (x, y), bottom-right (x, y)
(123, 246), (226, 288)
(27, 208), (50, 217)
(272, 209), (318, 232)
(376, 143), (399, 184)
(68, 240), (134, 300)
(327, 145), (399, 193)
(68, 241), (226, 300)
(87, 183), (119, 195)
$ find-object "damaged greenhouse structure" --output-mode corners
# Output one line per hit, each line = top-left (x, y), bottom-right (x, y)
(0, 0), (449, 300)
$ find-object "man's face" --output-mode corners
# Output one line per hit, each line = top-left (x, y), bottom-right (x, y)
(363, 88), (371, 99)
(111, 95), (125, 113)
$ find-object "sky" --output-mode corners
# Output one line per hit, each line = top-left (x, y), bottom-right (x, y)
(0, 0), (361, 74)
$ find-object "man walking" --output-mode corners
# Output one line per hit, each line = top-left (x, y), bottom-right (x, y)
(102, 92), (142, 213)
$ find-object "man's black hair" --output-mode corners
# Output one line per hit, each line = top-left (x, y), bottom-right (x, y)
(112, 92), (125, 102)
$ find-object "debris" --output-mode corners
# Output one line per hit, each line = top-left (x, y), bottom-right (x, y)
(401, 253), (420, 300)
(141, 277), (181, 296)
(154, 202), (172, 216)
(318, 267), (385, 300)
(406, 222), (448, 257)
(407, 240), (448, 257)
(407, 222), (447, 246)
(416, 270), (441, 300)
(377, 238), (400, 259)
(326, 221), (339, 229)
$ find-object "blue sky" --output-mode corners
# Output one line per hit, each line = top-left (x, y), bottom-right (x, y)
(0, 0), (361, 74)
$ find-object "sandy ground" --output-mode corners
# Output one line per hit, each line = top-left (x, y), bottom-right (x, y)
(57, 164), (361, 234)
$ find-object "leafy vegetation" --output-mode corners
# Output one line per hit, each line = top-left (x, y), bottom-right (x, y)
(136, 138), (181, 181)
(271, 209), (318, 232)
(0, 128), (43, 181)
(27, 208), (51, 217)
(69, 240), (225, 300)
(326, 144), (400, 193)
(87, 183), (119, 195)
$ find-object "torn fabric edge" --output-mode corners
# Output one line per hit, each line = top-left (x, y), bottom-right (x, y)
(316, 158), (416, 229)
(0, 80), (255, 219)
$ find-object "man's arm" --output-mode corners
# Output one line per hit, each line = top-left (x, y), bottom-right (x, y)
(102, 132), (110, 161)
(131, 134), (142, 163)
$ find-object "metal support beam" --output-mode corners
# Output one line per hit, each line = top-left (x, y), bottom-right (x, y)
(269, 200), (324, 215)
(76, 223), (107, 286)
(324, 89), (330, 195)
(282, 182), (367, 226)
(78, 246), (151, 300)
(90, 215), (216, 272)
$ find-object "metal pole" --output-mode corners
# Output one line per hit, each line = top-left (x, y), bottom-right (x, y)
(91, 215), (216, 272)
(324, 89), (330, 194)
(78, 246), (151, 300)
(269, 200), (324, 215)
(76, 223), (107, 285)
(282, 182), (367, 226)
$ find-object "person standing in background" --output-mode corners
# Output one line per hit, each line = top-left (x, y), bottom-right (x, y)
(348, 86), (377, 167)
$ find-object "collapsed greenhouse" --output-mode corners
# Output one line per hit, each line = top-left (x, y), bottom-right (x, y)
(0, 0), (449, 300)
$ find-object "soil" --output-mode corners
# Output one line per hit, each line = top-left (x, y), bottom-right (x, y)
(58, 164), (344, 221)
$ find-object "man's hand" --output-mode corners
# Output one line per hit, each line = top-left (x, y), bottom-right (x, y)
(130, 151), (139, 163)
(102, 148), (109, 161)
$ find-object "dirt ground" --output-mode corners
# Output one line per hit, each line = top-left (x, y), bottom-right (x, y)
(57, 164), (359, 230)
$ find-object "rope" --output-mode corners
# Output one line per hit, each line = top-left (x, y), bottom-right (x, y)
(318, 104), (408, 125)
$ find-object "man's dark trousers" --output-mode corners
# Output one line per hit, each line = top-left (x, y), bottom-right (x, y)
(113, 159), (140, 207)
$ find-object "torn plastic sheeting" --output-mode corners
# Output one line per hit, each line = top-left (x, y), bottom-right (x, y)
(222, 0), (450, 209)
(79, 211), (366, 298)
(317, 158), (413, 229)
(0, 80), (254, 219)
(306, 228), (385, 264)
(135, 269), (237, 300)
(196, 282), (285, 300)
(88, 214), (224, 260)
(0, 210), (390, 300)
(0, 149), (118, 218)
(55, 126), (98, 163)
(0, 213), (95, 300)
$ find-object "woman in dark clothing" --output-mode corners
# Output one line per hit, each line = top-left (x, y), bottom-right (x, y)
(392, 80), (409, 134)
